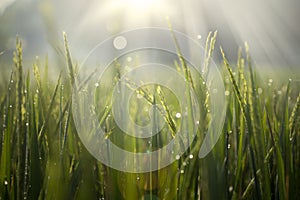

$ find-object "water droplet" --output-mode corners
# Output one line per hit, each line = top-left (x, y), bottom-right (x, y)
(277, 90), (282, 95)
(182, 162), (187, 166)
(229, 186), (233, 192)
(225, 77), (230, 84)
(127, 57), (132, 62)
(36, 89), (39, 93)
(268, 79), (273, 83)
(225, 91), (230, 96)
(175, 155), (180, 160)
(24, 90), (27, 94)
(227, 144), (231, 149)
(195, 121), (200, 125)
(180, 170), (184, 174)
(25, 122), (29, 126)
(113, 36), (127, 50)
(10, 80), (14, 83)
(137, 176), (140, 181)
(9, 105), (12, 108)
(189, 154), (194, 159)
(175, 113), (181, 119)
(197, 35), (202, 40)
(95, 83), (99, 87)
(4, 180), (8, 185)
(258, 88), (263, 94)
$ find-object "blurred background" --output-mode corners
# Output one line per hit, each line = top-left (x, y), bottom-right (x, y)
(0, 0), (299, 75)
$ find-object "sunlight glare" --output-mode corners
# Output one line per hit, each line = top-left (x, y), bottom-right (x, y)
(119, 0), (160, 11)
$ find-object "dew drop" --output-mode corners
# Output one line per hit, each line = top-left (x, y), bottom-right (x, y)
(127, 57), (132, 62)
(25, 122), (29, 126)
(277, 90), (282, 95)
(227, 144), (231, 149)
(225, 77), (230, 84)
(175, 113), (181, 119)
(189, 154), (194, 159)
(180, 170), (184, 174)
(175, 155), (180, 160)
(197, 35), (202, 40)
(225, 91), (230, 96)
(95, 83), (100, 87)
(258, 88), (263, 94)
(4, 180), (8, 185)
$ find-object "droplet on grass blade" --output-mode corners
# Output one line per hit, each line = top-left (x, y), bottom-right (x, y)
(175, 112), (181, 118)
(127, 56), (132, 62)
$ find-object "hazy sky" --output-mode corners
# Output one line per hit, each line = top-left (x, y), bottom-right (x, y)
(0, 0), (299, 69)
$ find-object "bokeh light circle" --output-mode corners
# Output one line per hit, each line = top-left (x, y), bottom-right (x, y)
(72, 27), (226, 172)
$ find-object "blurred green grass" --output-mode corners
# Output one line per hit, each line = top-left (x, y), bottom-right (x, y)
(0, 33), (299, 200)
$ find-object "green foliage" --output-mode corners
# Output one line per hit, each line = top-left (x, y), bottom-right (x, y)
(0, 34), (299, 200)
